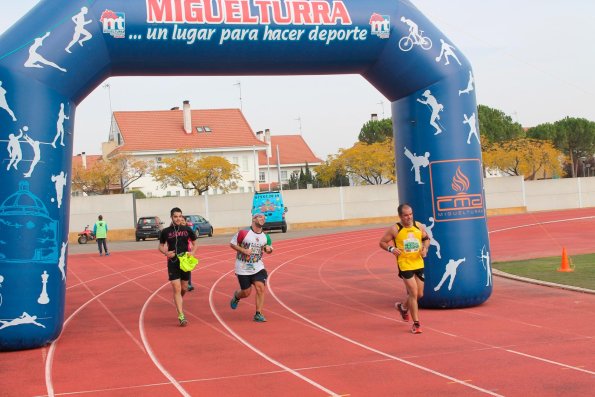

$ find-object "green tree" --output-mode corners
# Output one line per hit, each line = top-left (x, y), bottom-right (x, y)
(152, 151), (241, 195)
(358, 118), (393, 144)
(478, 105), (525, 144)
(527, 117), (595, 177)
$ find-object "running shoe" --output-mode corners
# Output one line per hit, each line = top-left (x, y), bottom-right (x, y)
(187, 285), (195, 292)
(178, 313), (188, 327)
(395, 302), (410, 322)
(230, 294), (239, 310)
(253, 312), (267, 322)
(411, 323), (422, 334)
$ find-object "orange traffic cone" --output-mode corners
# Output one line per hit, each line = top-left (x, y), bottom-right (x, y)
(557, 247), (573, 272)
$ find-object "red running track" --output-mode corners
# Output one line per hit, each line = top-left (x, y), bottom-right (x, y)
(1, 209), (594, 396)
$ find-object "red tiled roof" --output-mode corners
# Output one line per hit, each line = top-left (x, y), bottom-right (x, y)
(258, 135), (323, 166)
(72, 154), (102, 168)
(259, 182), (280, 191)
(113, 108), (267, 152)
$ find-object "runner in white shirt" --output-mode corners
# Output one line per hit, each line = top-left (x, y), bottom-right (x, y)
(229, 213), (273, 322)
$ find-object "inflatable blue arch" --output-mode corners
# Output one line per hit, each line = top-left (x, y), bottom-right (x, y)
(0, 0), (491, 350)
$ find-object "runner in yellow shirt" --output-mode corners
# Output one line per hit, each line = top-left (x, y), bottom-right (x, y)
(379, 204), (430, 334)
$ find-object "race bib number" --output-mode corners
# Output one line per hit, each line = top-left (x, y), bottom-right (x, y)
(403, 238), (420, 253)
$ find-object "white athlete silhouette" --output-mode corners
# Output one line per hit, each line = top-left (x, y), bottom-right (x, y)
(0, 81), (17, 121)
(65, 7), (93, 53)
(0, 274), (3, 307)
(24, 32), (67, 72)
(480, 245), (492, 287)
(51, 103), (70, 148)
(434, 258), (466, 291)
(398, 16), (432, 51)
(23, 133), (41, 178)
(459, 71), (475, 95)
(51, 171), (67, 208)
(0, 312), (46, 330)
(401, 16), (420, 41)
(436, 39), (462, 66)
(404, 147), (430, 184)
(58, 242), (67, 280)
(6, 127), (25, 171)
(463, 112), (480, 144)
(417, 90), (444, 135)
(420, 217), (441, 258)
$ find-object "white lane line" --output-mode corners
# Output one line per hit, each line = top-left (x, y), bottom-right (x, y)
(489, 215), (595, 234)
(267, 246), (504, 397)
(45, 268), (163, 397)
(209, 270), (342, 397)
(505, 350), (595, 375)
(139, 283), (191, 397)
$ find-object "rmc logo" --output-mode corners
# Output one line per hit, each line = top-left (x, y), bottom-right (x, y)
(430, 159), (485, 222)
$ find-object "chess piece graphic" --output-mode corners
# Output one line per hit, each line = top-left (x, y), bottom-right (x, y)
(38, 270), (50, 304)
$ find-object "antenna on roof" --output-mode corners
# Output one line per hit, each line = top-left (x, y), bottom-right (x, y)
(295, 116), (302, 135)
(233, 81), (243, 111)
(102, 82), (113, 116)
(377, 100), (385, 119)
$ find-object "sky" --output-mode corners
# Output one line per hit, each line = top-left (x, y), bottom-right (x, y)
(1, 1), (594, 158)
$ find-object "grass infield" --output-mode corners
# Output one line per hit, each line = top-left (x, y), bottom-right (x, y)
(493, 253), (595, 291)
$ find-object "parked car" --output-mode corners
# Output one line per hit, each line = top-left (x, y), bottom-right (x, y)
(184, 214), (213, 237)
(135, 216), (164, 241)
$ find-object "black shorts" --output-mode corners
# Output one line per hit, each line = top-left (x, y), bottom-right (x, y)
(168, 257), (190, 281)
(236, 269), (268, 290)
(398, 268), (425, 282)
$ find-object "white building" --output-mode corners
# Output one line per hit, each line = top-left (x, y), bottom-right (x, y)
(96, 101), (321, 197)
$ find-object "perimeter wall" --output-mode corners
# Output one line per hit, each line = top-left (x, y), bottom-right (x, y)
(69, 176), (595, 241)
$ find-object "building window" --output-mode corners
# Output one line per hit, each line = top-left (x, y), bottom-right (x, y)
(147, 192), (152, 198)
(242, 156), (249, 171)
(281, 170), (288, 181)
(259, 171), (266, 183)
(166, 191), (172, 197)
(232, 156), (239, 166)
(176, 191), (181, 197)
(239, 187), (245, 193)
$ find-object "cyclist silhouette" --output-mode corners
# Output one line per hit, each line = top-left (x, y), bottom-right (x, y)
(399, 17), (432, 51)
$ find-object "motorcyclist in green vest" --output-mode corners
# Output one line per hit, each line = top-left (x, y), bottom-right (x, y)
(93, 215), (110, 256)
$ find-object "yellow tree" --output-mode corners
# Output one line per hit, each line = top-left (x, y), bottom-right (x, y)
(71, 159), (119, 195)
(152, 151), (241, 195)
(328, 139), (396, 185)
(313, 154), (348, 186)
(483, 139), (566, 180)
(110, 154), (150, 193)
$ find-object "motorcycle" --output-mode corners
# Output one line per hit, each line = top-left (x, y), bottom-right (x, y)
(77, 225), (96, 244)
